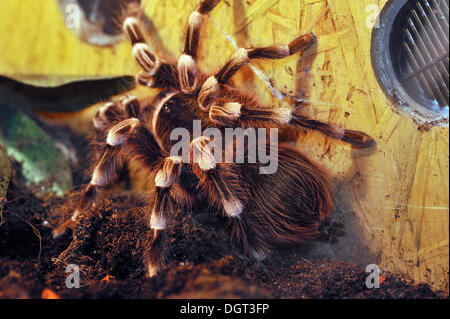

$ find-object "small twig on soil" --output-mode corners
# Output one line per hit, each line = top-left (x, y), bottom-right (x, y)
(301, 257), (315, 266)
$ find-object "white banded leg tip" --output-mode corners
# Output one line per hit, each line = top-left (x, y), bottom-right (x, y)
(198, 159), (216, 171)
(154, 170), (168, 188)
(178, 55), (196, 74)
(133, 43), (159, 72)
(123, 17), (144, 43)
(136, 71), (155, 87)
(178, 54), (198, 93)
(107, 134), (126, 146)
(251, 250), (268, 262)
(123, 17), (139, 27)
(223, 102), (241, 115)
(90, 167), (106, 186)
(99, 102), (115, 114)
(222, 198), (243, 217)
(106, 118), (140, 146)
(178, 54), (195, 67)
(191, 137), (217, 171)
(154, 156), (183, 188)
(92, 117), (105, 130)
(202, 76), (219, 91)
(147, 264), (159, 278)
(71, 210), (81, 222)
(150, 212), (167, 230)
(198, 76), (219, 110)
(209, 102), (241, 126)
(276, 107), (293, 124)
(232, 48), (249, 64)
(121, 95), (137, 104)
(188, 11), (203, 26)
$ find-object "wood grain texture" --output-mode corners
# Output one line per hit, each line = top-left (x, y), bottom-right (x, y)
(0, 0), (448, 291)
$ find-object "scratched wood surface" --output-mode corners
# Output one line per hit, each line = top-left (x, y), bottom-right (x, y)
(0, 0), (448, 292)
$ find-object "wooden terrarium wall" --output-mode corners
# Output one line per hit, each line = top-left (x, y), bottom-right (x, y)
(0, 0), (448, 291)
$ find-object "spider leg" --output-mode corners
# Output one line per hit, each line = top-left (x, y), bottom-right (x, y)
(93, 95), (141, 135)
(229, 213), (272, 263)
(54, 96), (148, 237)
(197, 78), (291, 126)
(144, 156), (184, 277)
(290, 113), (375, 148)
(184, 0), (221, 60)
(197, 34), (315, 111)
(177, 0), (221, 94)
(190, 136), (271, 261)
(52, 146), (123, 238)
(191, 137), (244, 218)
(208, 100), (293, 127)
(123, 17), (179, 89)
(53, 117), (163, 238)
(207, 100), (374, 148)
(215, 33), (316, 85)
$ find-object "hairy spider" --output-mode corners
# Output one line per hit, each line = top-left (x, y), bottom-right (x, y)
(53, 0), (374, 278)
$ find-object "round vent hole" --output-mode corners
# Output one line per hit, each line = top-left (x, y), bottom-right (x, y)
(372, 0), (449, 124)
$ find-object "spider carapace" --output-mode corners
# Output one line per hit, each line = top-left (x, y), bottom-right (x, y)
(53, 0), (374, 278)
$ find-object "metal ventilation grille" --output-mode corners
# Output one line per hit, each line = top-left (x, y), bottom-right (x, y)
(390, 0), (449, 115)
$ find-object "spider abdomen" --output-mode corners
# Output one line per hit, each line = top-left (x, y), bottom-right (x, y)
(235, 144), (334, 253)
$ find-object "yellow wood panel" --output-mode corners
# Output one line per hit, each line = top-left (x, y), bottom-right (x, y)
(0, 0), (139, 83)
(0, 0), (448, 291)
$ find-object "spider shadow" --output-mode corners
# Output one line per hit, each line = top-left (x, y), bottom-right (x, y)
(295, 43), (317, 101)
(290, 38), (379, 265)
(233, 0), (250, 48)
(140, 9), (176, 61)
(303, 143), (379, 264)
(329, 145), (379, 265)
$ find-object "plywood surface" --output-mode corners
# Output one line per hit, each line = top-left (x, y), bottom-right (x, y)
(0, 0), (448, 291)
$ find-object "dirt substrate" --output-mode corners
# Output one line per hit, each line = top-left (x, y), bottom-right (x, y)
(0, 167), (447, 299)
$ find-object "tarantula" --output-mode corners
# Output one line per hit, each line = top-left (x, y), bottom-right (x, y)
(53, 0), (374, 278)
